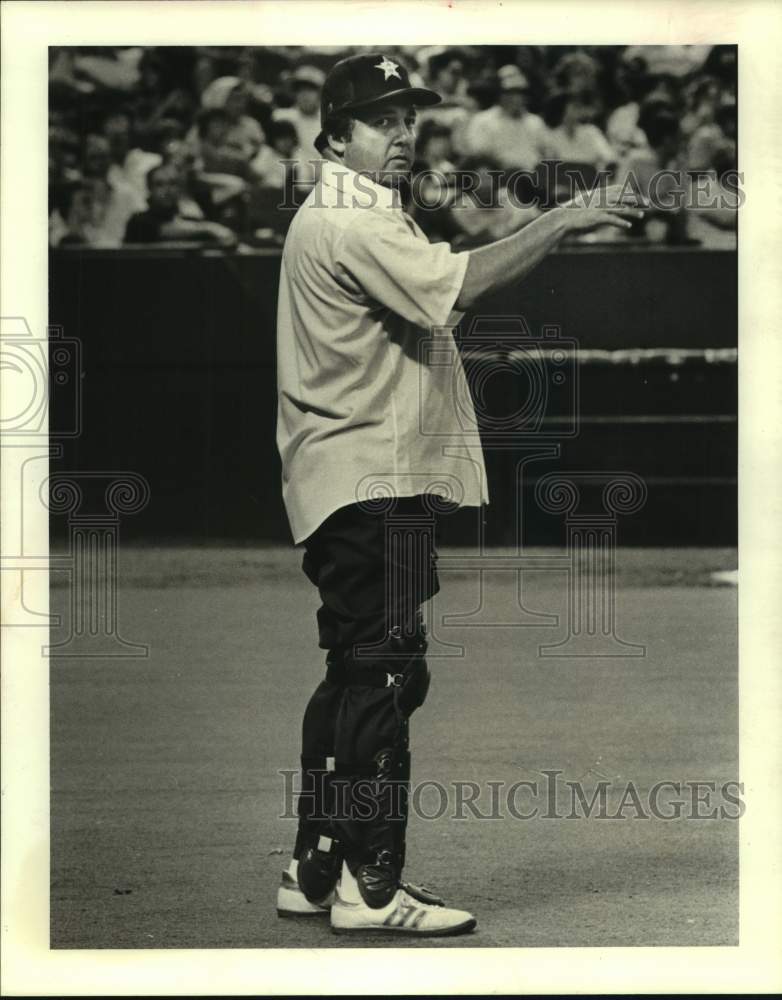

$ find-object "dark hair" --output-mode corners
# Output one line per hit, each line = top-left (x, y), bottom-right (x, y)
(715, 102), (736, 131)
(619, 57), (651, 103)
(466, 79), (498, 111)
(542, 90), (571, 129)
(139, 48), (168, 86)
(145, 162), (179, 190)
(428, 47), (464, 80)
(196, 108), (231, 140)
(322, 111), (354, 147)
(267, 119), (298, 144)
(640, 110), (679, 149)
(53, 180), (87, 218)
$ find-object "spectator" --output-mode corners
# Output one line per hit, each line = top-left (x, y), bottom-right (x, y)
(48, 44), (738, 253)
(195, 108), (252, 177)
(621, 44), (711, 79)
(129, 48), (195, 143)
(426, 48), (470, 105)
(188, 109), (250, 220)
(679, 75), (720, 140)
(553, 50), (602, 97)
(187, 77), (265, 163)
(447, 154), (541, 248)
(417, 48), (474, 149)
(606, 57), (652, 160)
(50, 180), (107, 247)
(616, 108), (681, 196)
(415, 120), (456, 173)
(540, 90), (616, 171)
(70, 133), (145, 245)
(702, 45), (737, 101)
(273, 65), (324, 158)
(101, 109), (167, 203)
(155, 137), (214, 221)
(687, 98), (736, 173)
(685, 142), (738, 248)
(614, 109), (686, 243)
(49, 121), (83, 186)
(49, 46), (143, 100)
(124, 163), (237, 246)
(250, 119), (299, 188)
(464, 64), (548, 171)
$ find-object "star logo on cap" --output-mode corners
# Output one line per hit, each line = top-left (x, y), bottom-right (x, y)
(375, 57), (401, 81)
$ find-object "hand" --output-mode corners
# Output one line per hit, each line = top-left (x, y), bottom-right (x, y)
(560, 183), (646, 233)
(207, 222), (239, 248)
(563, 183), (646, 211)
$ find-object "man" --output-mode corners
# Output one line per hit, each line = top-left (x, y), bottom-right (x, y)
(273, 65), (326, 161)
(464, 64), (548, 172)
(185, 76), (265, 164)
(273, 65), (326, 185)
(275, 52), (641, 937)
(416, 47), (473, 150)
(124, 163), (236, 245)
(540, 90), (616, 171)
(79, 133), (145, 246)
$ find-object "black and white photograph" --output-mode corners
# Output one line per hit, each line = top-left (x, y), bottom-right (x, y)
(1, 0), (781, 995)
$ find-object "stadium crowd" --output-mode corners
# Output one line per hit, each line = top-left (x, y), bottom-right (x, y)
(48, 44), (738, 250)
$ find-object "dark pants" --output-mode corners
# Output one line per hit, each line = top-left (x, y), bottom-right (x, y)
(293, 495), (450, 882)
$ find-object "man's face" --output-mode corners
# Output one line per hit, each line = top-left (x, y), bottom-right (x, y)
(83, 136), (111, 178)
(148, 166), (182, 211)
(436, 59), (463, 95)
(342, 100), (418, 185)
(274, 134), (297, 157)
(565, 99), (594, 127)
(499, 89), (528, 117)
(163, 139), (195, 171)
(295, 84), (320, 115)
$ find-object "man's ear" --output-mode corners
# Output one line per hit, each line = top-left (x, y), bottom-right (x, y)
(326, 134), (346, 158)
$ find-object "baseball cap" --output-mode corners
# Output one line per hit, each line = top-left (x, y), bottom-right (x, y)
(314, 52), (441, 153)
(201, 75), (244, 109)
(292, 65), (326, 89)
(497, 64), (530, 92)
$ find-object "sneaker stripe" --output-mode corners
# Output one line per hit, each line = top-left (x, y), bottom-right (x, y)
(387, 905), (414, 928)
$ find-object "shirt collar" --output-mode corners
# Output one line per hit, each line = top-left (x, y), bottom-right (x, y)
(319, 159), (403, 211)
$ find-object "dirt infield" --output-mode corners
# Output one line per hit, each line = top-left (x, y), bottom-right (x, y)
(50, 546), (738, 948)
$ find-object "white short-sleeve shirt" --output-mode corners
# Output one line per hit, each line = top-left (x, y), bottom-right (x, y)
(276, 160), (489, 544)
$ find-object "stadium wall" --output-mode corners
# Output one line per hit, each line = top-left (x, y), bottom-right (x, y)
(49, 246), (737, 546)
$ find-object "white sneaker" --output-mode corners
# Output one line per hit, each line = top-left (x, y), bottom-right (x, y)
(276, 869), (334, 918)
(330, 886), (476, 937)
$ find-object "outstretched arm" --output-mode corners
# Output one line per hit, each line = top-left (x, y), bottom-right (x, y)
(455, 188), (644, 311)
